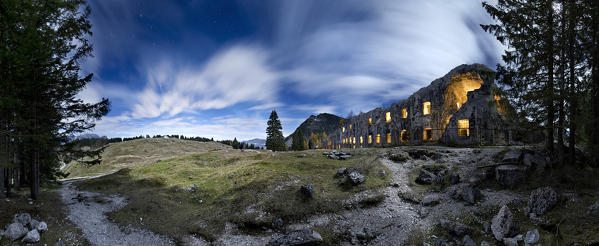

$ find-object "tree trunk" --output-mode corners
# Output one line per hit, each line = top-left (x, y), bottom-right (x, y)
(0, 167), (4, 198)
(591, 0), (599, 159)
(568, 0), (577, 163)
(557, 7), (567, 165)
(546, 0), (555, 153)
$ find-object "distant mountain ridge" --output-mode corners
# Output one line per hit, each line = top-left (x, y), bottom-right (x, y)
(243, 138), (266, 148)
(285, 113), (342, 146)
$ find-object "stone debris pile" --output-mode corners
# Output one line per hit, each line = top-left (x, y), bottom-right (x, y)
(2, 213), (48, 244)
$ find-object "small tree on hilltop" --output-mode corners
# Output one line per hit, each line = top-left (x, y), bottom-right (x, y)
(266, 110), (286, 151)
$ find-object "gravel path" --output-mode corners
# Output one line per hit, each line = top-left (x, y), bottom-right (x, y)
(59, 181), (174, 246)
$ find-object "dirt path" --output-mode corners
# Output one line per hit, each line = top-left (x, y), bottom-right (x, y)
(59, 181), (174, 246)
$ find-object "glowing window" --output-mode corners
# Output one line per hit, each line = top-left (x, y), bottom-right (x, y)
(349, 124), (352, 130)
(387, 133), (392, 144)
(457, 103), (460, 109)
(368, 117), (372, 125)
(376, 134), (381, 144)
(342, 127), (345, 133)
(360, 136), (363, 144)
(402, 108), (408, 118)
(423, 102), (431, 115)
(385, 112), (391, 123)
(458, 119), (470, 137)
(368, 135), (372, 144)
(423, 128), (432, 141)
(400, 130), (408, 142)
(353, 137), (356, 144)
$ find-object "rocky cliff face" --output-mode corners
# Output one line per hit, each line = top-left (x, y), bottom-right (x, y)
(329, 64), (510, 148)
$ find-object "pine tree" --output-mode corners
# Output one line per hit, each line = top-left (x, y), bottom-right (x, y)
(265, 110), (286, 151)
(0, 0), (109, 199)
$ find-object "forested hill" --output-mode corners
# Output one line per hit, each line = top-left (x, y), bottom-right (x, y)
(285, 113), (342, 144)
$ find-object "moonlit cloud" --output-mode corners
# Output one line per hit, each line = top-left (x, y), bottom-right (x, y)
(81, 0), (502, 139)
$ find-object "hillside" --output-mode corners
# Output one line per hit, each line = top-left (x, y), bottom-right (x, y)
(285, 113), (342, 146)
(63, 138), (231, 178)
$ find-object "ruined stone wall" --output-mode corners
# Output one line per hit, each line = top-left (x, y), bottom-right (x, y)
(330, 64), (510, 148)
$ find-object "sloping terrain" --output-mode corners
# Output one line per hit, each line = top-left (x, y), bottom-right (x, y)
(62, 138), (231, 178)
(285, 113), (342, 145)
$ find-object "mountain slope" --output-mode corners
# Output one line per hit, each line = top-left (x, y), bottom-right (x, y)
(285, 113), (342, 146)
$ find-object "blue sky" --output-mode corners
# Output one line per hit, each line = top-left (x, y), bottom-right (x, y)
(77, 0), (503, 140)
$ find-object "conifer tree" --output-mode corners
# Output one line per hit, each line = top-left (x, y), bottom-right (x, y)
(291, 129), (306, 151)
(265, 110), (286, 151)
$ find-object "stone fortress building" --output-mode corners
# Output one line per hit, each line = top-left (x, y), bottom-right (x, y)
(331, 64), (512, 148)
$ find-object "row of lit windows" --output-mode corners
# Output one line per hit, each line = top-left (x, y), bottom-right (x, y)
(341, 119), (469, 146)
(343, 102), (432, 132)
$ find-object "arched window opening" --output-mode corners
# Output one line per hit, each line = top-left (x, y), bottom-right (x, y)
(423, 102), (431, 115)
(423, 128), (432, 140)
(458, 119), (469, 137)
(400, 130), (408, 142)
(385, 112), (391, 123)
(402, 108), (408, 118)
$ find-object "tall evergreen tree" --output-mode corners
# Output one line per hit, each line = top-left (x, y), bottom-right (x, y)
(0, 0), (109, 199)
(265, 110), (286, 151)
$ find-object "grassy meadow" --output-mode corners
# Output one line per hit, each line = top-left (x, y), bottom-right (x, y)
(71, 139), (391, 242)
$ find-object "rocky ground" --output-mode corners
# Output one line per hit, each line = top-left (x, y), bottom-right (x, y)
(4, 145), (598, 245)
(58, 180), (174, 245)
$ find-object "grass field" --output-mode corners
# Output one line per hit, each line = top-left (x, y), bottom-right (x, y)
(73, 139), (391, 242)
(63, 138), (229, 178)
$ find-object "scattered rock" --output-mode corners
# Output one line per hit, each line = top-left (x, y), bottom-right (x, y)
(300, 184), (314, 199)
(355, 227), (376, 242)
(422, 194), (440, 206)
(524, 229), (540, 244)
(336, 168), (348, 177)
(13, 213), (32, 225)
(267, 229), (323, 246)
(447, 184), (481, 205)
(439, 219), (472, 237)
(272, 218), (284, 229)
(480, 241), (490, 246)
(502, 237), (519, 246)
(28, 219), (40, 231)
(297, 153), (307, 158)
(495, 165), (526, 187)
(501, 149), (521, 163)
(37, 221), (48, 233)
(347, 171), (365, 185)
(433, 238), (450, 246)
(322, 152), (330, 156)
(449, 172), (460, 185)
(338, 155), (352, 160)
(379, 169), (387, 177)
(524, 187), (558, 217)
(522, 152), (548, 171)
(461, 185), (482, 205)
(462, 235), (477, 246)
(586, 201), (599, 217)
(387, 150), (410, 163)
(491, 205), (518, 240)
(415, 169), (436, 185)
(55, 239), (66, 246)
(22, 230), (40, 243)
(4, 222), (28, 241)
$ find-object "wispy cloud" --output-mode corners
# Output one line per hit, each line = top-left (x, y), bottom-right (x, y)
(130, 45), (280, 119)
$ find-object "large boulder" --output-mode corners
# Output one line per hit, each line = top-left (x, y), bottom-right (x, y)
(449, 172), (460, 185)
(491, 205), (518, 240)
(300, 184), (314, 199)
(422, 194), (440, 206)
(461, 185), (482, 205)
(268, 229), (323, 246)
(335, 167), (348, 177)
(22, 230), (40, 243)
(587, 201), (599, 217)
(462, 235), (477, 246)
(13, 213), (32, 225)
(439, 219), (472, 237)
(495, 165), (526, 187)
(415, 169), (436, 185)
(347, 171), (365, 185)
(387, 150), (410, 163)
(501, 149), (522, 163)
(522, 152), (548, 171)
(524, 187), (559, 217)
(447, 184), (482, 205)
(4, 222), (28, 241)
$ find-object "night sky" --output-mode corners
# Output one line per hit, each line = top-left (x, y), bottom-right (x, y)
(77, 0), (503, 140)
